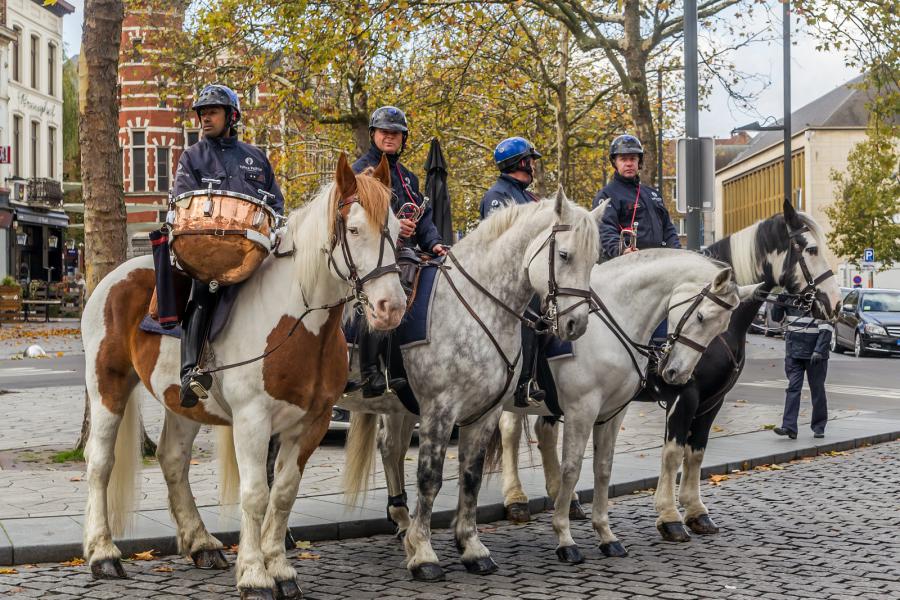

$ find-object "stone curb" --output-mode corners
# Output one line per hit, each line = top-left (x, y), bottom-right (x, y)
(1, 420), (897, 565)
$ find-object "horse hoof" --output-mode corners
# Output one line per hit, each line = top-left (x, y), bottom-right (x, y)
(657, 521), (692, 542)
(555, 545), (585, 564)
(685, 514), (720, 535)
(569, 499), (588, 520)
(90, 558), (128, 580)
(411, 562), (445, 582)
(191, 548), (230, 570)
(506, 502), (531, 524)
(274, 578), (303, 600)
(240, 588), (275, 600)
(599, 541), (628, 558)
(463, 556), (499, 575)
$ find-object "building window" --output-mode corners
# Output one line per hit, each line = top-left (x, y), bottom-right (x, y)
(132, 37), (143, 63)
(13, 116), (22, 177)
(186, 130), (200, 147)
(30, 35), (39, 90)
(30, 121), (39, 177)
(132, 131), (146, 191)
(156, 147), (170, 192)
(158, 80), (167, 108)
(48, 127), (56, 179)
(12, 26), (21, 82)
(47, 43), (56, 96)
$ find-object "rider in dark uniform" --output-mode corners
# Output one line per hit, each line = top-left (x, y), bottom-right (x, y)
(593, 134), (680, 343)
(480, 137), (545, 408)
(173, 84), (284, 407)
(349, 106), (447, 397)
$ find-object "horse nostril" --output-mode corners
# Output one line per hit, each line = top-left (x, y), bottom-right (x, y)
(666, 368), (677, 380)
(375, 298), (390, 316)
(565, 319), (576, 337)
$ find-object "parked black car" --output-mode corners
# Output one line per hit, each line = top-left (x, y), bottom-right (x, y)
(832, 288), (900, 357)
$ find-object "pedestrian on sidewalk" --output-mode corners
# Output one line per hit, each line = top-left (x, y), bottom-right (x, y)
(770, 297), (832, 439)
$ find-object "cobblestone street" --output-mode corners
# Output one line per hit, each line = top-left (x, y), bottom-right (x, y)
(1, 441), (897, 599)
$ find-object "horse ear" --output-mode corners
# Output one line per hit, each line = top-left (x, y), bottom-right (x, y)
(783, 198), (801, 229)
(372, 153), (392, 189)
(591, 199), (610, 224)
(335, 153), (358, 200)
(737, 283), (762, 302)
(712, 266), (734, 293)
(554, 185), (568, 218)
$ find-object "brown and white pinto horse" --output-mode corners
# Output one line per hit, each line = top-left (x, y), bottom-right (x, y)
(81, 155), (406, 600)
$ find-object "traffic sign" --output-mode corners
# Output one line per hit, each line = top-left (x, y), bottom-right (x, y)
(852, 275), (862, 285)
(864, 248), (875, 262)
(675, 137), (715, 214)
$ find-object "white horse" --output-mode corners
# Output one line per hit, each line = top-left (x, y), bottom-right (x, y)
(81, 155), (407, 600)
(339, 192), (600, 581)
(499, 201), (841, 556)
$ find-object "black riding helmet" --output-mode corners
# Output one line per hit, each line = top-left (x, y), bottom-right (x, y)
(192, 84), (241, 134)
(369, 106), (408, 154)
(609, 134), (643, 168)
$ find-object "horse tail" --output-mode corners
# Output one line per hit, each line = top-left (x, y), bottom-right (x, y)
(107, 387), (142, 536)
(343, 412), (378, 505)
(216, 426), (240, 507)
(482, 417), (505, 477)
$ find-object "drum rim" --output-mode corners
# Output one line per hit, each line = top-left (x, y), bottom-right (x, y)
(174, 189), (278, 219)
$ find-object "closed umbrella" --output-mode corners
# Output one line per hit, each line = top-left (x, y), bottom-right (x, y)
(424, 137), (453, 244)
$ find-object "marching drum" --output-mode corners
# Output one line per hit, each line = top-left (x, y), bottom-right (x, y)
(169, 188), (278, 285)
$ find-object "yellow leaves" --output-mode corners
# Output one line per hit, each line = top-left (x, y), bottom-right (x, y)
(0, 568), (18, 575)
(712, 425), (725, 433)
(297, 552), (320, 560)
(131, 550), (157, 561)
(295, 540), (313, 550)
(60, 557), (85, 567)
(824, 450), (847, 457)
(763, 424), (776, 430)
(709, 474), (730, 485)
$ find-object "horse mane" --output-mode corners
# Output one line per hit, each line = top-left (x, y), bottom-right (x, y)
(283, 172), (391, 296)
(726, 221), (762, 286)
(460, 198), (599, 260)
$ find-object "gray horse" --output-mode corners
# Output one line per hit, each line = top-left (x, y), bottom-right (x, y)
(339, 192), (600, 581)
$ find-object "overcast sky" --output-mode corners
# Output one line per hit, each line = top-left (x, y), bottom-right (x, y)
(61, 1), (860, 140)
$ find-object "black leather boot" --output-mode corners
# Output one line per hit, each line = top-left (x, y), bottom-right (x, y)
(514, 320), (545, 409)
(359, 331), (406, 398)
(180, 284), (216, 408)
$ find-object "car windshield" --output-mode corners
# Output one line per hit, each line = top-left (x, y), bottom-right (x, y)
(860, 292), (900, 312)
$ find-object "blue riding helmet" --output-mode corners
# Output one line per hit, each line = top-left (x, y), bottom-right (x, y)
(609, 134), (643, 166)
(192, 84), (241, 126)
(494, 137), (542, 172)
(369, 106), (408, 133)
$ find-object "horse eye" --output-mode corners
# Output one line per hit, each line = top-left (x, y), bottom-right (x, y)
(806, 247), (818, 256)
(347, 227), (359, 235)
(558, 250), (569, 261)
(697, 312), (705, 323)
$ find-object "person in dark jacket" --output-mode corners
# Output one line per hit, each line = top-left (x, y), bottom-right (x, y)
(771, 299), (832, 439)
(173, 84), (284, 407)
(593, 134), (681, 344)
(479, 136), (541, 219)
(349, 106), (445, 398)
(478, 137), (546, 408)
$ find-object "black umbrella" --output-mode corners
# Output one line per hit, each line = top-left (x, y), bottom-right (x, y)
(424, 137), (453, 244)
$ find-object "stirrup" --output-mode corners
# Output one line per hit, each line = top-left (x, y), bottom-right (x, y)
(514, 379), (545, 408)
(188, 379), (210, 400)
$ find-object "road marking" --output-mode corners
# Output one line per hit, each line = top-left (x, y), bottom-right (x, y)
(0, 367), (73, 378)
(738, 379), (900, 399)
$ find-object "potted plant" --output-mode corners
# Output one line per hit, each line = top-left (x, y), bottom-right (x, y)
(0, 276), (23, 321)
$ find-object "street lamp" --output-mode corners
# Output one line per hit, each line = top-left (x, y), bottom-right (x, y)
(731, 1), (793, 207)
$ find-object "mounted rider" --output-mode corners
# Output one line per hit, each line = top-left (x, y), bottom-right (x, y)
(173, 84), (284, 407)
(593, 134), (680, 344)
(479, 136), (546, 408)
(479, 136), (542, 219)
(349, 105), (447, 397)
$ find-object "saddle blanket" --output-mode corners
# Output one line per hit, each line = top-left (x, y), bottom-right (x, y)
(344, 264), (441, 348)
(140, 314), (182, 338)
(544, 336), (573, 360)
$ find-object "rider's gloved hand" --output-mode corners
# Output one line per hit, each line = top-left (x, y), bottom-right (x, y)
(809, 351), (824, 366)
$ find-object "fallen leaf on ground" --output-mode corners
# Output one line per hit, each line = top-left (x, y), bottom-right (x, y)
(297, 552), (320, 560)
(762, 424), (776, 430)
(447, 454), (456, 460)
(709, 474), (730, 485)
(190, 460), (200, 465)
(0, 568), (18, 574)
(755, 465), (772, 471)
(769, 464), (784, 470)
(60, 558), (85, 567)
(712, 425), (725, 433)
(734, 399), (747, 404)
(69, 476), (82, 482)
(132, 550), (157, 561)
(56, 351), (64, 357)
(152, 566), (174, 573)
(295, 541), (313, 550)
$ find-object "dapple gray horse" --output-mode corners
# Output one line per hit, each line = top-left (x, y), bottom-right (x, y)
(339, 192), (600, 581)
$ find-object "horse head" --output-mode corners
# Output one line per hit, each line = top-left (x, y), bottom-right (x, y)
(523, 187), (600, 341)
(331, 153), (406, 330)
(656, 265), (754, 385)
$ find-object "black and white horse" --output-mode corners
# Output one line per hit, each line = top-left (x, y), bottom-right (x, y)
(499, 199), (841, 556)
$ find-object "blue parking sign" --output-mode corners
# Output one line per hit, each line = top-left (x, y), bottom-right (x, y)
(863, 248), (875, 262)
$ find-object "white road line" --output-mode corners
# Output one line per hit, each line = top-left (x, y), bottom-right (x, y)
(0, 367), (73, 378)
(738, 379), (900, 399)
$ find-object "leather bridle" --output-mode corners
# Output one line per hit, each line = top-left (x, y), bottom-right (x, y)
(755, 223), (835, 315)
(657, 283), (738, 357)
(525, 224), (593, 333)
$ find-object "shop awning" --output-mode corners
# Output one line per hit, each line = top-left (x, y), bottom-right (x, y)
(13, 205), (69, 228)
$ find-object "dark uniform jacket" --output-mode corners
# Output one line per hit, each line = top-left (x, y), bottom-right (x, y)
(479, 174), (538, 219)
(592, 172), (680, 259)
(352, 145), (441, 252)
(771, 299), (833, 360)
(173, 135), (284, 215)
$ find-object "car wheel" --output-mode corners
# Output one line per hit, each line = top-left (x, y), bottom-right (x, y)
(854, 332), (865, 358)
(830, 334), (843, 354)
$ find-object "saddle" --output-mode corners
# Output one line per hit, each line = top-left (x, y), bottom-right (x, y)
(148, 269), (193, 322)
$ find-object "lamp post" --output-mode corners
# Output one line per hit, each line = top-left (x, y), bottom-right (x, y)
(732, 1), (793, 206)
